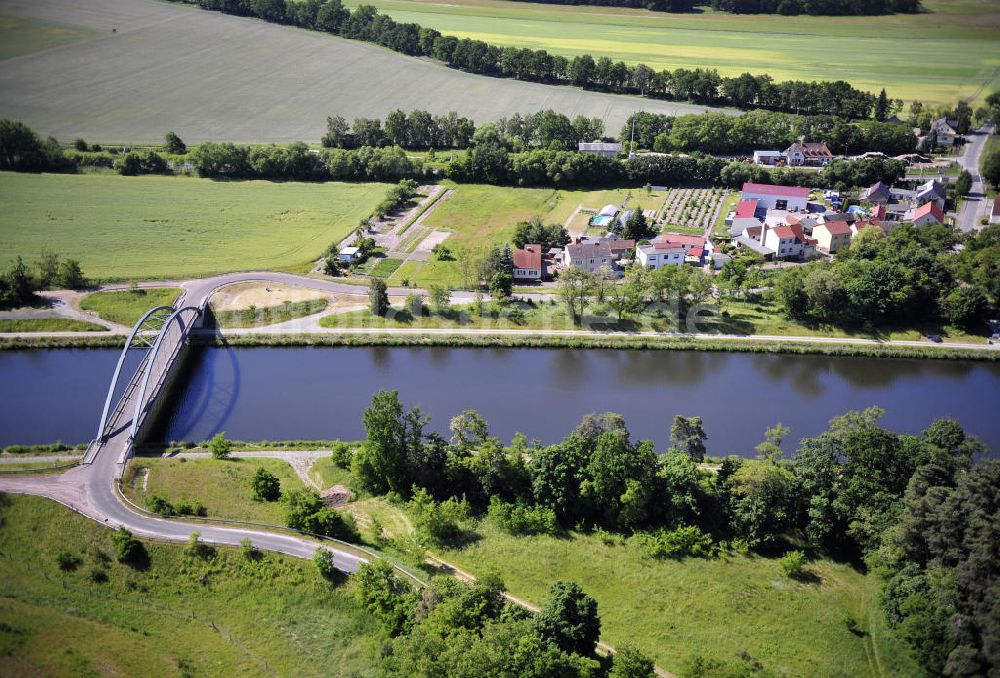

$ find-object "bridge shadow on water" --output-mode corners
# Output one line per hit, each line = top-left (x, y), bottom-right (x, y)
(149, 337), (242, 444)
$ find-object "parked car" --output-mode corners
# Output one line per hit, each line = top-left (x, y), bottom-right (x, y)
(926, 334), (943, 343)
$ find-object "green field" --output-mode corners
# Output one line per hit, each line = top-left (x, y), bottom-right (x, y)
(364, 0), (1000, 106)
(80, 288), (182, 326)
(0, 318), (106, 332)
(123, 457), (310, 525)
(445, 523), (919, 676)
(0, 173), (388, 280)
(0, 494), (383, 676)
(0, 15), (98, 60)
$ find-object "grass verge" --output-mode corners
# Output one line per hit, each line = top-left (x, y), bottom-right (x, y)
(0, 318), (107, 332)
(0, 494), (384, 676)
(79, 288), (181, 326)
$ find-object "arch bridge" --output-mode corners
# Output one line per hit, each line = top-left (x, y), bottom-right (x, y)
(84, 302), (205, 471)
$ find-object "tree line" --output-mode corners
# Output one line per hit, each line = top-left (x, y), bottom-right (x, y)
(323, 108), (605, 152)
(772, 223), (996, 332)
(174, 0), (884, 119)
(345, 388), (996, 674)
(622, 109), (916, 156)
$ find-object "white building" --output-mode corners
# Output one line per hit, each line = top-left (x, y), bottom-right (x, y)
(578, 142), (622, 158)
(740, 182), (810, 212)
(634, 233), (706, 269)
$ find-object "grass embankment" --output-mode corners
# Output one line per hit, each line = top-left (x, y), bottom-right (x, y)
(122, 457), (310, 525)
(0, 494), (384, 676)
(209, 299), (328, 329)
(79, 288), (182, 326)
(0, 173), (389, 280)
(118, 456), (918, 676)
(319, 297), (991, 346)
(0, 318), (106, 333)
(366, 0), (996, 105)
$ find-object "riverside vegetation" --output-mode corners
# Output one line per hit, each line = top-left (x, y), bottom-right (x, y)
(114, 391), (998, 675)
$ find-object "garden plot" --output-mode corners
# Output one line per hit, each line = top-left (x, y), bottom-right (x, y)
(657, 188), (730, 235)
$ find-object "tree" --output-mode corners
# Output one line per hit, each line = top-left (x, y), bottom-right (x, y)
(983, 149), (1000, 189)
(450, 409), (489, 452)
(164, 131), (186, 154)
(354, 560), (416, 636)
(1, 256), (37, 309)
(670, 415), (708, 462)
(534, 581), (601, 656)
(354, 390), (411, 494)
(209, 432), (231, 459)
(755, 423), (789, 463)
(35, 249), (59, 289)
(558, 265), (591, 323)
(250, 466), (281, 501)
(874, 88), (890, 122)
(621, 209), (654, 241)
(57, 259), (85, 289)
(429, 284), (450, 313)
(941, 286), (987, 330)
(369, 277), (389, 316)
(780, 550), (807, 578)
(955, 169), (972, 198)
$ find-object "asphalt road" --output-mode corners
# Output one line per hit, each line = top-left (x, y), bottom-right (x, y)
(957, 123), (995, 232)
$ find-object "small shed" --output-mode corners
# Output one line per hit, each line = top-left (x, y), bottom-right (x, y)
(339, 246), (360, 262)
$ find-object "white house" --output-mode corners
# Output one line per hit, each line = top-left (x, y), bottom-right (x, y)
(634, 233), (705, 270)
(338, 246), (360, 262)
(915, 179), (947, 209)
(579, 142), (622, 158)
(564, 240), (615, 274)
(929, 118), (959, 147)
(905, 202), (945, 226)
(753, 151), (784, 166)
(740, 182), (810, 212)
(784, 142), (833, 167)
(992, 196), (1000, 225)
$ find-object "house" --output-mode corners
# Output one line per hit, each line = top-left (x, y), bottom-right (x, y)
(862, 181), (892, 204)
(929, 118), (959, 147)
(915, 179), (947, 209)
(564, 239), (615, 274)
(992, 196), (1000, 225)
(784, 141), (834, 167)
(762, 224), (805, 259)
(338, 246), (360, 262)
(812, 220), (853, 254)
(607, 238), (636, 259)
(635, 233), (706, 269)
(579, 142), (622, 158)
(752, 151), (785, 166)
(513, 244), (544, 281)
(905, 201), (945, 226)
(741, 183), (810, 211)
(730, 198), (763, 236)
(706, 240), (731, 270)
(785, 212), (818, 235)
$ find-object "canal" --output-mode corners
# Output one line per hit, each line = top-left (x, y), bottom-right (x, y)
(1, 346), (998, 455)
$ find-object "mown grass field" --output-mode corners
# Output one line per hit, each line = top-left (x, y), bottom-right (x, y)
(0, 173), (388, 280)
(0, 494), (383, 677)
(123, 457), (310, 525)
(79, 288), (181, 326)
(0, 0), (719, 144)
(365, 0), (1000, 106)
(0, 318), (106, 332)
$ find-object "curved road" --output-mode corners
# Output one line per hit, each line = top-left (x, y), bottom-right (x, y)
(3, 269), (996, 351)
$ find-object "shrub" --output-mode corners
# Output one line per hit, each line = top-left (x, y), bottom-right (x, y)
(409, 487), (470, 546)
(250, 466), (281, 502)
(56, 550), (82, 571)
(147, 495), (175, 515)
(780, 549), (808, 578)
(186, 531), (213, 559)
(174, 500), (207, 517)
(405, 293), (424, 318)
(89, 568), (109, 583)
(209, 432), (231, 460)
(240, 537), (261, 561)
(309, 508), (359, 541)
(314, 547), (338, 579)
(488, 497), (559, 536)
(111, 527), (148, 568)
(330, 441), (353, 468)
(633, 525), (715, 559)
